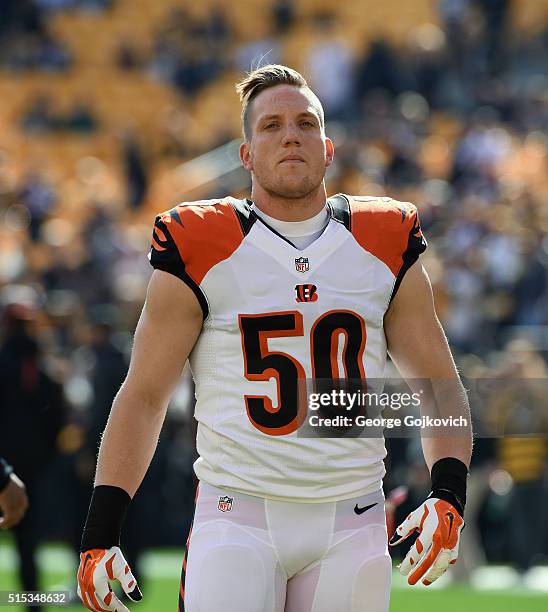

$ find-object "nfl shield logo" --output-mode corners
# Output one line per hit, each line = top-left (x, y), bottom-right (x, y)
(295, 257), (309, 273)
(217, 496), (233, 512)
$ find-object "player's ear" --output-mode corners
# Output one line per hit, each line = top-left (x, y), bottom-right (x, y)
(240, 141), (253, 171)
(325, 138), (334, 168)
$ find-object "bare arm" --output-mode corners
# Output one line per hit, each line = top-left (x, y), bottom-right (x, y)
(95, 270), (203, 497)
(384, 263), (472, 469)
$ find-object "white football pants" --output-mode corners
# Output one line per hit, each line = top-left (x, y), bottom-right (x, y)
(179, 482), (391, 612)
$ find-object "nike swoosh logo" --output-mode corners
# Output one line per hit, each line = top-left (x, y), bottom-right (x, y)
(447, 512), (454, 534)
(81, 553), (92, 578)
(354, 502), (378, 515)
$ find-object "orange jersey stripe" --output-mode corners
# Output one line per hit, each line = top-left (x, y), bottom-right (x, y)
(154, 226), (168, 242)
(152, 235), (167, 251)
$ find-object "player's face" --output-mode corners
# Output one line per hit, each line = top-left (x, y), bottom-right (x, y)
(240, 85), (334, 199)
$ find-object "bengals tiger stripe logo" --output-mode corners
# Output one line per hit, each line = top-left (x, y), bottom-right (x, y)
(295, 284), (318, 303)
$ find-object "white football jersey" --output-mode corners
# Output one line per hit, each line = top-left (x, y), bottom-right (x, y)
(149, 194), (426, 502)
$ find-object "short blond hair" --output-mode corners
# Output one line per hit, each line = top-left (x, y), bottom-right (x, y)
(235, 64), (324, 140)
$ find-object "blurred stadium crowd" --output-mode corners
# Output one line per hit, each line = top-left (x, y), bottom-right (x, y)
(0, 0), (547, 600)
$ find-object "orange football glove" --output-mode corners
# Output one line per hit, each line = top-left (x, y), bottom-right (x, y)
(389, 498), (464, 586)
(77, 546), (142, 611)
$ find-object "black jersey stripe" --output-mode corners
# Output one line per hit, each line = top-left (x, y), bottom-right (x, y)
(231, 199), (257, 236)
(389, 215), (428, 303)
(327, 193), (351, 231)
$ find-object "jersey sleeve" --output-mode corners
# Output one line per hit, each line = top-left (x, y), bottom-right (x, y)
(393, 202), (427, 299)
(348, 196), (427, 301)
(149, 209), (209, 318)
(148, 200), (248, 319)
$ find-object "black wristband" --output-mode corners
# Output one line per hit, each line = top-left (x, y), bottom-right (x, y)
(428, 457), (468, 517)
(0, 458), (13, 493)
(80, 485), (131, 552)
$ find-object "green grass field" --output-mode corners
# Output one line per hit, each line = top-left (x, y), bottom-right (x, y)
(0, 544), (546, 611)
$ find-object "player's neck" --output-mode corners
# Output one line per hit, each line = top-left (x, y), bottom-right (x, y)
(250, 183), (327, 222)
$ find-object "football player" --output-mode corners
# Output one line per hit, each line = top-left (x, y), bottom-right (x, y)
(77, 65), (471, 612)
